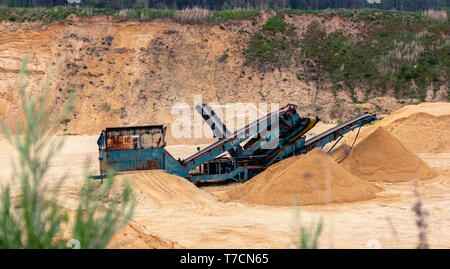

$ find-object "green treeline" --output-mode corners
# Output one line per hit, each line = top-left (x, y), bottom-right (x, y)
(0, 0), (448, 12)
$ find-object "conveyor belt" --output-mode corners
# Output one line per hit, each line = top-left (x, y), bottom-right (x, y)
(182, 104), (296, 166)
(303, 112), (377, 149)
(195, 104), (242, 157)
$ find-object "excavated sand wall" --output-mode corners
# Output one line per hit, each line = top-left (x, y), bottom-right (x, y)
(2, 16), (445, 142)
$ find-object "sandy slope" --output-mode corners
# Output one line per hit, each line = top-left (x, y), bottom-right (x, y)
(109, 221), (182, 249)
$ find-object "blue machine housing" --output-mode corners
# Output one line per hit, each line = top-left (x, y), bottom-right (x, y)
(98, 125), (188, 178)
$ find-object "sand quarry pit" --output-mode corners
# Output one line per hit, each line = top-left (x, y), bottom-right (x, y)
(0, 102), (450, 248)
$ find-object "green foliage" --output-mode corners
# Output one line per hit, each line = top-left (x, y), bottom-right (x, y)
(245, 12), (297, 71)
(0, 56), (71, 248)
(73, 169), (135, 249)
(2, 0), (446, 11)
(0, 6), (174, 23)
(0, 6), (262, 24)
(293, 203), (323, 249)
(115, 8), (175, 20)
(0, 56), (135, 249)
(262, 14), (288, 32)
(298, 218), (323, 249)
(210, 8), (260, 22)
(0, 7), (447, 100)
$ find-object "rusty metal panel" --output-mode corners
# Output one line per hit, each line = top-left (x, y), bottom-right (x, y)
(106, 134), (136, 150)
(105, 125), (165, 150)
(141, 131), (164, 148)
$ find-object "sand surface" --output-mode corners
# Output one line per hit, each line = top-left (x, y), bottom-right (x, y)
(1, 135), (449, 248)
(0, 103), (449, 249)
(108, 221), (182, 249)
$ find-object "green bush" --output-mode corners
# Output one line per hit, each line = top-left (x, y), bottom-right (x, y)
(262, 14), (288, 32)
(210, 8), (260, 22)
(245, 12), (297, 71)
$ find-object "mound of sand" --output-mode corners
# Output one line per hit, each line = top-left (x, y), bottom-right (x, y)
(222, 148), (379, 206)
(328, 144), (352, 162)
(382, 112), (450, 153)
(109, 221), (182, 249)
(116, 170), (217, 210)
(339, 127), (438, 182)
(345, 102), (450, 153)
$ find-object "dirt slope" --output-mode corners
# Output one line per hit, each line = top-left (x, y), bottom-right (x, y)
(221, 148), (379, 206)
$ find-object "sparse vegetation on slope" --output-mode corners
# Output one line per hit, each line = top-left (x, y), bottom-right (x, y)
(241, 9), (449, 102)
(299, 10), (449, 100)
(244, 13), (299, 71)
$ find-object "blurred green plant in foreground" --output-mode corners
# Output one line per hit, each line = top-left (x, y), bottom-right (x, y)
(0, 56), (135, 249)
(293, 199), (324, 249)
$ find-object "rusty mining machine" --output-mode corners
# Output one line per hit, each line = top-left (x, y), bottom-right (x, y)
(97, 104), (377, 183)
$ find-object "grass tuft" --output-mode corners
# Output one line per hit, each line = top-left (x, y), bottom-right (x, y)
(174, 7), (210, 24)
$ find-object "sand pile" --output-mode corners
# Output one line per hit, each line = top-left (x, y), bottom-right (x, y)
(345, 102), (450, 153)
(111, 170), (221, 215)
(382, 112), (450, 153)
(222, 148), (379, 206)
(115, 170), (217, 211)
(108, 221), (182, 249)
(328, 144), (351, 162)
(339, 127), (438, 182)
